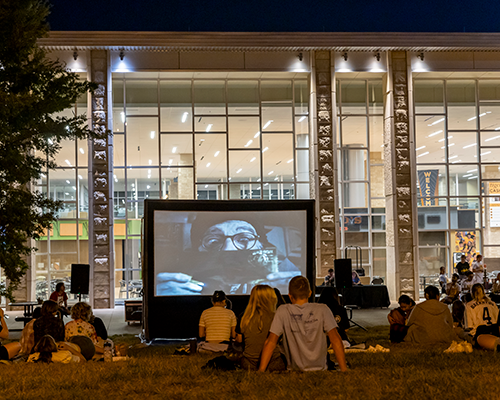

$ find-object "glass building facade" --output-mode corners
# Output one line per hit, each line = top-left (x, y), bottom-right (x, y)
(5, 33), (500, 306)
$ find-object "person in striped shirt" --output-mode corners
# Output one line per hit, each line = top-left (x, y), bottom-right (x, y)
(198, 291), (237, 353)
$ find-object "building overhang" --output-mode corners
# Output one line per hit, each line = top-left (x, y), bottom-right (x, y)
(38, 31), (500, 52)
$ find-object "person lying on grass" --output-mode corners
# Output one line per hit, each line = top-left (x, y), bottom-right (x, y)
(198, 290), (237, 353)
(235, 285), (285, 371)
(387, 294), (415, 343)
(28, 335), (85, 363)
(465, 283), (500, 351)
(65, 302), (105, 357)
(258, 276), (348, 372)
(404, 285), (458, 346)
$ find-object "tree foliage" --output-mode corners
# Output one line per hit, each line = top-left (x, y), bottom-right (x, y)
(0, 0), (102, 300)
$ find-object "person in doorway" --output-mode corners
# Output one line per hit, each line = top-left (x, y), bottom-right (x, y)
(258, 276), (348, 372)
(49, 282), (70, 316)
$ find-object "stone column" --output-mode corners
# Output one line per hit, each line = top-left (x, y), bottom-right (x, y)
(89, 50), (114, 309)
(384, 51), (418, 301)
(313, 51), (338, 278)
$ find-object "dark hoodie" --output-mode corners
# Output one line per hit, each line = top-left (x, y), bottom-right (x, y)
(404, 299), (457, 345)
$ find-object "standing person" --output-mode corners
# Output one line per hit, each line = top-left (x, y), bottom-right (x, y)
(49, 282), (69, 316)
(387, 295), (415, 343)
(404, 285), (457, 346)
(439, 267), (447, 294)
(471, 254), (486, 285)
(258, 276), (347, 372)
(456, 255), (470, 280)
(34, 300), (65, 345)
(324, 268), (335, 286)
(465, 284), (500, 351)
(235, 285), (285, 371)
(198, 290), (237, 353)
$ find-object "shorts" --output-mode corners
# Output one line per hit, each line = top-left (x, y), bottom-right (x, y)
(473, 324), (500, 344)
(69, 335), (96, 360)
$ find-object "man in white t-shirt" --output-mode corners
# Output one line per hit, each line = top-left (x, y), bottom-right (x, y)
(258, 276), (347, 372)
(198, 290), (236, 353)
(471, 254), (486, 285)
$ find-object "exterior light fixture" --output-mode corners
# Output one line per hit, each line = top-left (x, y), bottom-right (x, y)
(341, 52), (348, 61)
(417, 52), (424, 61)
(73, 51), (78, 61)
(298, 52), (303, 61)
(119, 50), (125, 60)
(374, 52), (381, 62)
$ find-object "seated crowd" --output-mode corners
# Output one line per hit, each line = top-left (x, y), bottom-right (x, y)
(387, 254), (500, 351)
(0, 298), (109, 363)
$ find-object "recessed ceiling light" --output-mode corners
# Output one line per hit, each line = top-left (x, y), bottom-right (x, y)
(182, 112), (188, 123)
(172, 147), (177, 153)
(214, 151), (220, 157)
(262, 147), (269, 153)
(250, 157), (256, 162)
(263, 120), (273, 130)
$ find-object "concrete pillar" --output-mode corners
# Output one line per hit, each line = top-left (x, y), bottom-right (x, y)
(384, 51), (418, 301)
(89, 50), (114, 309)
(313, 51), (338, 278)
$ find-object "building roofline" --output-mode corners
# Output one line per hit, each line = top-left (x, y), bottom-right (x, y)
(38, 31), (500, 52)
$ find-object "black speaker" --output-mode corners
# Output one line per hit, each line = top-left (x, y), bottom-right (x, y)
(334, 259), (352, 289)
(70, 264), (90, 295)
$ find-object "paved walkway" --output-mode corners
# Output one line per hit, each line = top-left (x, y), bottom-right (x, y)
(3, 301), (396, 340)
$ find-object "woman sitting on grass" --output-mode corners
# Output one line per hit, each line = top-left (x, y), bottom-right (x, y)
(34, 300), (65, 345)
(65, 302), (104, 359)
(236, 285), (285, 371)
(465, 284), (500, 351)
(387, 295), (415, 343)
(28, 335), (85, 363)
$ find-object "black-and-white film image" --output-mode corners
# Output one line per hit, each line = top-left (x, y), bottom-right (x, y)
(154, 210), (306, 295)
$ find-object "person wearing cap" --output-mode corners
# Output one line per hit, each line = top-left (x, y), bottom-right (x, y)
(198, 290), (237, 353)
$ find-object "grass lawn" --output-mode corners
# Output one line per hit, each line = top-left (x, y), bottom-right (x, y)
(1, 326), (500, 400)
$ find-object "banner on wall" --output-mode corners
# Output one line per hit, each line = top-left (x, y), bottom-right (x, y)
(488, 182), (500, 227)
(418, 169), (439, 206)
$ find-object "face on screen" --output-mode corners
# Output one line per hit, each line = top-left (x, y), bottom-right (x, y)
(154, 211), (305, 296)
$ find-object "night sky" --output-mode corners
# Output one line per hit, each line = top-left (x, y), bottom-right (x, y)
(47, 0), (500, 33)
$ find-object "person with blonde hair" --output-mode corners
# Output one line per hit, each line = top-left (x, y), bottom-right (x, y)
(235, 285), (285, 371)
(466, 283), (500, 351)
(65, 302), (104, 358)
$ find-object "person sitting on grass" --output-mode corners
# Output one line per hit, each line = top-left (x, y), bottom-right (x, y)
(19, 306), (42, 356)
(258, 276), (348, 372)
(235, 285), (285, 371)
(89, 311), (108, 341)
(465, 283), (500, 351)
(65, 302), (104, 359)
(28, 335), (85, 363)
(490, 273), (500, 304)
(0, 307), (21, 361)
(34, 300), (65, 346)
(442, 274), (461, 305)
(198, 290), (237, 353)
(404, 285), (457, 346)
(318, 286), (350, 344)
(49, 282), (70, 317)
(461, 271), (475, 303)
(387, 294), (415, 343)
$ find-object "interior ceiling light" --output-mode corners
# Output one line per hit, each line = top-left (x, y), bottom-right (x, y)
(415, 146), (426, 151)
(79, 148), (85, 154)
(428, 130), (443, 137)
(182, 112), (188, 123)
(150, 131), (155, 139)
(287, 159), (293, 163)
(206, 124), (213, 132)
(206, 162), (211, 167)
(172, 147), (177, 153)
(298, 116), (306, 122)
(236, 168), (242, 173)
(262, 147), (269, 153)
(485, 136), (500, 142)
(245, 140), (253, 147)
(428, 118), (445, 127)
(214, 151), (220, 157)
(262, 120), (273, 130)
(250, 157), (256, 162)
(463, 143), (477, 149)
(254, 131), (260, 138)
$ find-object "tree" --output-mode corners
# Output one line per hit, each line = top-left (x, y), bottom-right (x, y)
(0, 0), (102, 300)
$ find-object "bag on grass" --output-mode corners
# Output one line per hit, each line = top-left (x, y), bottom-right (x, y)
(202, 355), (237, 371)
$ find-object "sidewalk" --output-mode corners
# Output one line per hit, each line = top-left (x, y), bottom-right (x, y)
(3, 301), (395, 340)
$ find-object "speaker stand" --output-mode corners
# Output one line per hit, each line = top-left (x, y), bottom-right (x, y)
(78, 293), (82, 302)
(339, 288), (367, 331)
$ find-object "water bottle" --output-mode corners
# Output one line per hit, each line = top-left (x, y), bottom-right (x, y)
(104, 340), (113, 362)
